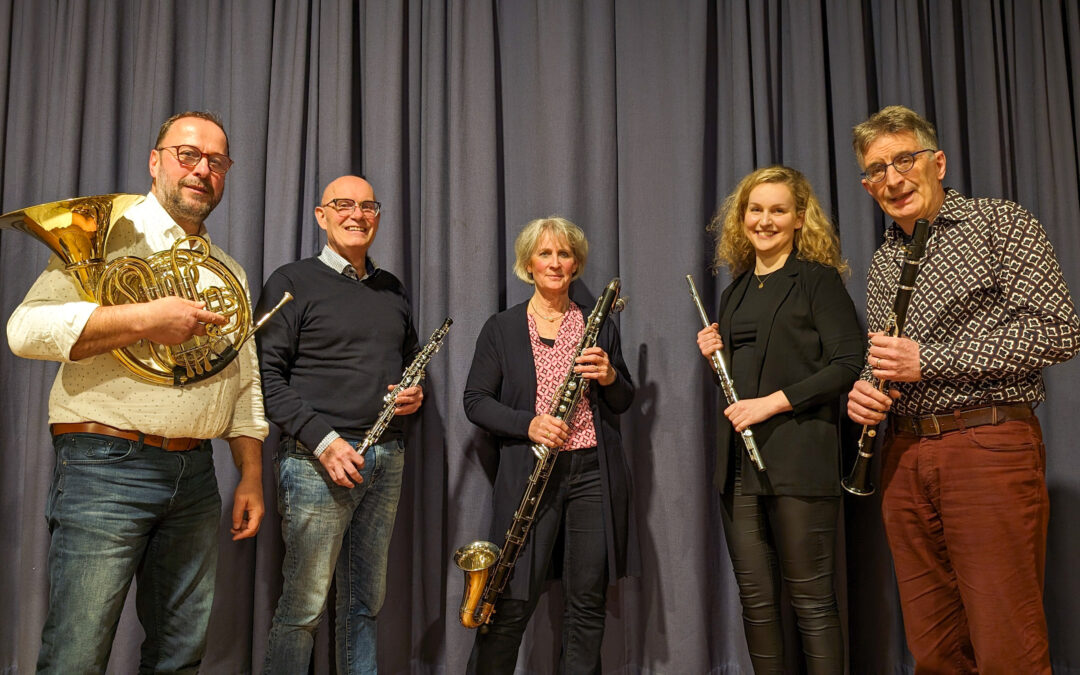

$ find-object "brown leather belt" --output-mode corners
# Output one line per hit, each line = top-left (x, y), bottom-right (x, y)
(890, 403), (1034, 437)
(51, 422), (204, 452)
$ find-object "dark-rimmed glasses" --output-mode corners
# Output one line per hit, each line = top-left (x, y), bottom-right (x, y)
(156, 145), (234, 175)
(320, 199), (381, 217)
(861, 149), (935, 183)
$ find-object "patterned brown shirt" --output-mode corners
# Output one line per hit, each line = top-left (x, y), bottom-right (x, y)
(863, 188), (1080, 415)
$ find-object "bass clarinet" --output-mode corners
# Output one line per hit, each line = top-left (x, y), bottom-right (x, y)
(453, 278), (627, 629)
(356, 317), (453, 456)
(842, 218), (930, 496)
(686, 274), (766, 472)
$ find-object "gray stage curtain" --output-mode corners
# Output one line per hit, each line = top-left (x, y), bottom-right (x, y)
(2, 1), (1078, 673)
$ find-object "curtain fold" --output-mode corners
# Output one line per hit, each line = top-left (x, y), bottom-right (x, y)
(2, 1), (1079, 672)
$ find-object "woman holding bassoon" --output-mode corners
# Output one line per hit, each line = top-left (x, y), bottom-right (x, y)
(462, 217), (636, 674)
(696, 166), (863, 673)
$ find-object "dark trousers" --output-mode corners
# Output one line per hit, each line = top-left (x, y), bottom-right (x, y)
(720, 487), (843, 675)
(881, 417), (1051, 674)
(467, 448), (609, 675)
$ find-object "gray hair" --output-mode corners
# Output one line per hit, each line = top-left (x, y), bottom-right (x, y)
(852, 105), (938, 168)
(512, 216), (589, 284)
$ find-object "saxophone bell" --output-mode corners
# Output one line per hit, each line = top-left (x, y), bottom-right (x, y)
(453, 540), (500, 628)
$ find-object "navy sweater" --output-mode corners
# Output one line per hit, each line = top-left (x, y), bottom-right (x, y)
(255, 257), (419, 450)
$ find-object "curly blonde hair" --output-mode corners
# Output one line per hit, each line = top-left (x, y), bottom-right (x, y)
(707, 166), (847, 277)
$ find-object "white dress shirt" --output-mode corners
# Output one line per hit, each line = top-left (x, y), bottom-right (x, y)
(6, 192), (268, 440)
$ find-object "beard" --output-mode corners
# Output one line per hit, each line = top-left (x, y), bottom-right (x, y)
(154, 175), (222, 227)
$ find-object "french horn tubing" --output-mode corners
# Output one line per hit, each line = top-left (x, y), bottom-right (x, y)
(1, 193), (291, 386)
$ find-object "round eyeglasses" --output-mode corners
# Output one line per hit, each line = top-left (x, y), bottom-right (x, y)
(861, 149), (935, 183)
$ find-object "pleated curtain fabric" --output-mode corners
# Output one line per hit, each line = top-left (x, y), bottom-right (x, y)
(1, 1), (1079, 673)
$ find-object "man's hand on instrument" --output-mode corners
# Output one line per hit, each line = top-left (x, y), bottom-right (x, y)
(574, 347), (616, 386)
(138, 296), (228, 344)
(867, 331), (922, 382)
(847, 379), (901, 426)
(724, 390), (792, 432)
(391, 384), (423, 415)
(696, 323), (723, 359)
(529, 414), (571, 448)
(319, 437), (365, 487)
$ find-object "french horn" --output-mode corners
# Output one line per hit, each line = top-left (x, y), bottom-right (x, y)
(1, 193), (291, 386)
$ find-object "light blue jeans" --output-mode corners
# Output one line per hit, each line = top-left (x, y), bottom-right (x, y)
(37, 432), (220, 675)
(264, 437), (405, 675)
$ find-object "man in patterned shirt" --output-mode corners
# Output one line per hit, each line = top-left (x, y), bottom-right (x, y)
(846, 105), (1079, 673)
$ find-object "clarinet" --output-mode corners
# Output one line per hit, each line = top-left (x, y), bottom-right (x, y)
(686, 274), (766, 472)
(356, 317), (453, 456)
(453, 278), (627, 629)
(842, 218), (931, 496)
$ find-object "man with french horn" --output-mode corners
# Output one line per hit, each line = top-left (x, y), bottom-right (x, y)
(5, 111), (268, 674)
(846, 105), (1079, 673)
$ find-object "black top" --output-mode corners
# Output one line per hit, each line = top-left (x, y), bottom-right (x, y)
(255, 256), (419, 450)
(715, 256), (864, 496)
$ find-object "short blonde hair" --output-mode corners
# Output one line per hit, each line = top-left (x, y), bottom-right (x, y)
(852, 105), (939, 168)
(707, 166), (847, 277)
(512, 216), (589, 284)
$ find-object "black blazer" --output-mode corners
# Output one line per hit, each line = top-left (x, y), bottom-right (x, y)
(463, 298), (638, 600)
(715, 256), (864, 495)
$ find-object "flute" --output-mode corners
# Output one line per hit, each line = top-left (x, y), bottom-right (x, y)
(686, 274), (766, 472)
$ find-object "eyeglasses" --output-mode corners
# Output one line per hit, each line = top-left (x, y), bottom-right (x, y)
(320, 198), (381, 217)
(861, 149), (935, 183)
(157, 145), (234, 175)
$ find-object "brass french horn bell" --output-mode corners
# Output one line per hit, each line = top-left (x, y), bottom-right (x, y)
(1, 193), (291, 386)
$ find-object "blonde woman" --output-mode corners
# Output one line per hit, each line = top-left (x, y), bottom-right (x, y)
(696, 166), (863, 673)
(463, 217), (636, 675)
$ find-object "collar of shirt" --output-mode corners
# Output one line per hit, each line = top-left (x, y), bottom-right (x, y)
(124, 191), (211, 252)
(882, 188), (970, 257)
(318, 245), (377, 281)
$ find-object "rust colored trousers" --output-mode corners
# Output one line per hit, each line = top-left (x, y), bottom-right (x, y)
(880, 416), (1051, 674)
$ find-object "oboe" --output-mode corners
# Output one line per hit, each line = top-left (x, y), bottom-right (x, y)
(842, 218), (930, 496)
(686, 274), (766, 472)
(356, 317), (453, 456)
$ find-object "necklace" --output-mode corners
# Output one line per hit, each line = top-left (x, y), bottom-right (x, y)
(529, 299), (567, 322)
(753, 271), (775, 288)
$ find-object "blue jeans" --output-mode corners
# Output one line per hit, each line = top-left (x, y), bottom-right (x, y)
(264, 437), (405, 675)
(37, 433), (220, 675)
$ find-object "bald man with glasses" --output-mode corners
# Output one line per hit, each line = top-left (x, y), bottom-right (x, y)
(256, 175), (422, 674)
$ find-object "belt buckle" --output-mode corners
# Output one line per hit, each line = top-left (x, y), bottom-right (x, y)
(920, 414), (942, 436)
